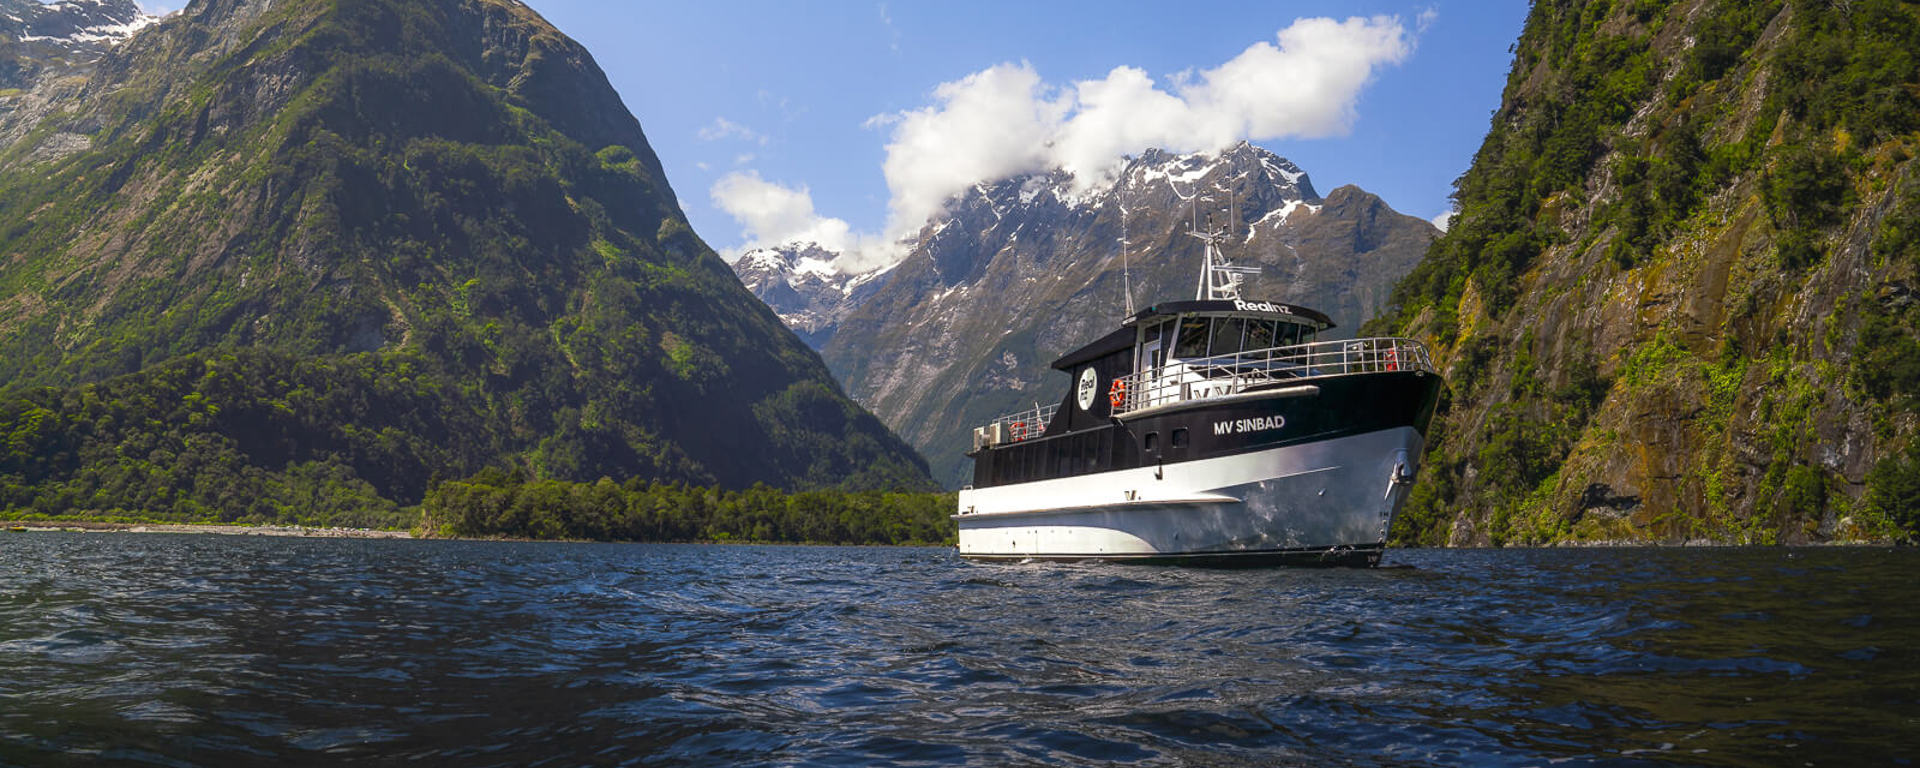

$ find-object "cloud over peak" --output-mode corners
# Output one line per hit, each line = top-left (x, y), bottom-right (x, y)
(872, 15), (1413, 239)
(714, 14), (1417, 273)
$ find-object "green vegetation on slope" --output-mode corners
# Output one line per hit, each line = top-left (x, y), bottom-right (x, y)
(0, 0), (933, 522)
(1371, 0), (1920, 545)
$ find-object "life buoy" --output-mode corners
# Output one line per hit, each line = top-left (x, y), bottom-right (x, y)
(1108, 379), (1127, 408)
(1385, 346), (1399, 372)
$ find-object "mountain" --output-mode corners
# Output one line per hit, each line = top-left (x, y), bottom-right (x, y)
(0, 0), (154, 87)
(1, 0), (155, 147)
(0, 0), (933, 523)
(1371, 0), (1920, 544)
(734, 144), (1436, 487)
(730, 242), (890, 348)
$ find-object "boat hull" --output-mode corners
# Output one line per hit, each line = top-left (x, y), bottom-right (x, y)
(954, 427), (1423, 566)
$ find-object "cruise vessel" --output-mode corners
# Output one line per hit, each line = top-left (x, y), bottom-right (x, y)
(954, 229), (1442, 566)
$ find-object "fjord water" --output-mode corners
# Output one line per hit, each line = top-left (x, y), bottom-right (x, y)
(1, 535), (1912, 767)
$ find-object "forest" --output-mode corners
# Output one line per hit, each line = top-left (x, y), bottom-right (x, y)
(418, 473), (957, 545)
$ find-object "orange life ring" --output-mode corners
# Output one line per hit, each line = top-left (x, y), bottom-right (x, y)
(1385, 346), (1399, 372)
(1108, 379), (1127, 408)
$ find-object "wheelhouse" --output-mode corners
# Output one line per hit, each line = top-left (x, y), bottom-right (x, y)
(1124, 300), (1332, 376)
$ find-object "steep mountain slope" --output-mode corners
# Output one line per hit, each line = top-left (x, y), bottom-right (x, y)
(0, 0), (932, 522)
(745, 144), (1435, 487)
(1371, 0), (1920, 544)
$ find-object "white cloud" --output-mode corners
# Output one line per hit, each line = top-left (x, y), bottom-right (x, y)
(876, 62), (1069, 243)
(1431, 210), (1454, 232)
(717, 15), (1416, 273)
(1416, 7), (1440, 34)
(871, 15), (1412, 242)
(710, 171), (875, 265)
(697, 117), (768, 145)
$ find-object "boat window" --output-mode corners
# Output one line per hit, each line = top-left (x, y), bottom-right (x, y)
(1144, 431), (1159, 452)
(1174, 317), (1210, 359)
(1171, 428), (1188, 448)
(1244, 319), (1276, 351)
(1279, 322), (1303, 347)
(1209, 318), (1247, 357)
(1300, 323), (1318, 345)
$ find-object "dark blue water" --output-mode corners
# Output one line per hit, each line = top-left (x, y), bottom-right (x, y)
(1, 535), (1913, 767)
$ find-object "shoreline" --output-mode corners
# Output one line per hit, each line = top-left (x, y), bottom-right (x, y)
(1, 520), (412, 539)
(4, 521), (1897, 548)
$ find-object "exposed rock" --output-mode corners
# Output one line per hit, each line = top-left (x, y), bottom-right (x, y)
(736, 142), (1437, 486)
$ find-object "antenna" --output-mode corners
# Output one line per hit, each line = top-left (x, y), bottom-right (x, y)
(1167, 168), (1256, 301)
(1191, 212), (1258, 301)
(1218, 182), (1239, 242)
(1119, 180), (1135, 318)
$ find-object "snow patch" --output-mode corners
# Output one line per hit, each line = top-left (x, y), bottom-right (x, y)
(738, 248), (789, 272)
(842, 260), (899, 295)
(793, 256), (837, 278)
(1017, 176), (1053, 206)
(1260, 157), (1304, 185)
(1252, 199), (1314, 227)
(16, 12), (157, 44)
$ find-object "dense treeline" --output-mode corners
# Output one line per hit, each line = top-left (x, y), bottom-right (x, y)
(418, 472), (956, 545)
(0, 349), (474, 528)
(0, 347), (939, 531)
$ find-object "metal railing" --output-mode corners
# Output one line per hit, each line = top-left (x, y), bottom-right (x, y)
(974, 402), (1059, 449)
(1109, 337), (1435, 417)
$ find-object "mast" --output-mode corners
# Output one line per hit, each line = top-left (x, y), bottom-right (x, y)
(1191, 214), (1257, 301)
(1119, 173), (1135, 318)
(1164, 153), (1258, 302)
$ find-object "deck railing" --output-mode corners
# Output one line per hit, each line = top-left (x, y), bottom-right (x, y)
(972, 402), (1059, 449)
(1109, 337), (1435, 417)
(971, 337), (1435, 448)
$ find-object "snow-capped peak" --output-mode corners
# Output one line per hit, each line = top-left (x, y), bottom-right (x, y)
(4, 0), (156, 46)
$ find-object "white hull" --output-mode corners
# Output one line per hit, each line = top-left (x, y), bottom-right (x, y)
(954, 427), (1423, 562)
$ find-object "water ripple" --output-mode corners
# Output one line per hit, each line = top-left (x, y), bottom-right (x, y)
(0, 535), (1914, 765)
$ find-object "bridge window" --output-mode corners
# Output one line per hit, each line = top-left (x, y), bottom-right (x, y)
(1244, 319), (1277, 350)
(1174, 317), (1210, 359)
(1209, 318), (1247, 357)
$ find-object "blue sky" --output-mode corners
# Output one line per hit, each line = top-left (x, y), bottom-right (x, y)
(523, 1), (1528, 268)
(158, 0), (1527, 268)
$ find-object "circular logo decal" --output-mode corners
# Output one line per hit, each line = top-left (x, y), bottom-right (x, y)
(1076, 368), (1098, 410)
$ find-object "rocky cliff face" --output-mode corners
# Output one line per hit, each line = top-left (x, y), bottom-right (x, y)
(736, 144), (1436, 486)
(0, 0), (155, 149)
(0, 0), (932, 521)
(0, 0), (153, 85)
(1374, 0), (1920, 544)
